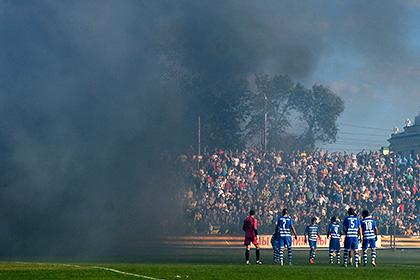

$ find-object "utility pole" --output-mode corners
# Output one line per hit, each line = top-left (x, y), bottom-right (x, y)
(264, 112), (267, 152)
(264, 94), (267, 152)
(198, 115), (201, 167)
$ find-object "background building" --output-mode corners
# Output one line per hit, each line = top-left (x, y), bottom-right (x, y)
(388, 111), (420, 155)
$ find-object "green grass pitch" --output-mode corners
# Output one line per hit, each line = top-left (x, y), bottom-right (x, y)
(0, 249), (419, 279)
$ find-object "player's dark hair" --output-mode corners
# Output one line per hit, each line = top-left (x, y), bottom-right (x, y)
(348, 207), (356, 216)
(362, 209), (369, 218)
(282, 208), (288, 215)
(249, 209), (255, 216)
(311, 217), (317, 224)
(331, 216), (337, 223)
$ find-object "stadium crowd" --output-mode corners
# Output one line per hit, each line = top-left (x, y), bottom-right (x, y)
(180, 149), (419, 236)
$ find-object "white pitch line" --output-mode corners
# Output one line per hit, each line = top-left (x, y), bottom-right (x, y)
(14, 262), (165, 280)
(59, 263), (82, 268)
(14, 262), (82, 268)
(91, 265), (166, 280)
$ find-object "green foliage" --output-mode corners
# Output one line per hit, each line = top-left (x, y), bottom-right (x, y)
(290, 84), (344, 148)
(164, 47), (344, 152)
(245, 75), (344, 151)
(163, 13), (344, 152)
(244, 75), (294, 148)
(180, 74), (248, 150)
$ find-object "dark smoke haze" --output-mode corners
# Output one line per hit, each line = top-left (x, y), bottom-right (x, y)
(0, 0), (412, 258)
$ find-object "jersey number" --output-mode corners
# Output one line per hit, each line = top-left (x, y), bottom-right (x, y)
(281, 219), (286, 229)
(366, 221), (373, 230)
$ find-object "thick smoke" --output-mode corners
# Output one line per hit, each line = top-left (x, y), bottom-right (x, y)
(0, 0), (414, 258)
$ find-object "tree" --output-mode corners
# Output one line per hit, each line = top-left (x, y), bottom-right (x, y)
(244, 74), (294, 148)
(290, 84), (344, 149)
(244, 75), (344, 151)
(176, 73), (248, 151)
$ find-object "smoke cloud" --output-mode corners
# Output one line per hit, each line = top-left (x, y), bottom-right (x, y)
(0, 0), (415, 258)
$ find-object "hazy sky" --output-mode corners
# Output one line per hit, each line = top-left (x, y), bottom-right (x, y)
(1, 0), (419, 152)
(307, 1), (420, 151)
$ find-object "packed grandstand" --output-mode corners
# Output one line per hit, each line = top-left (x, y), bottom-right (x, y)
(179, 149), (419, 236)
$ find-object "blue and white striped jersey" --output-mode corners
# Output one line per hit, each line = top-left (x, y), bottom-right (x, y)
(328, 223), (342, 239)
(277, 216), (293, 237)
(343, 215), (360, 238)
(305, 224), (319, 241)
(361, 217), (376, 240)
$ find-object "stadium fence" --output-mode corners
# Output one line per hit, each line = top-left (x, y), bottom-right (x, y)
(165, 235), (420, 249)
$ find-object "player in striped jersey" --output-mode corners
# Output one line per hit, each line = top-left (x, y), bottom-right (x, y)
(304, 217), (321, 264)
(343, 207), (361, 267)
(275, 208), (298, 266)
(270, 231), (280, 264)
(361, 210), (378, 267)
(327, 216), (342, 264)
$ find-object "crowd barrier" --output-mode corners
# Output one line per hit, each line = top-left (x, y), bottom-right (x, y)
(165, 235), (420, 249)
(381, 236), (420, 248)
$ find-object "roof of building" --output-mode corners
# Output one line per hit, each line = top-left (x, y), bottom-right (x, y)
(388, 111), (420, 142)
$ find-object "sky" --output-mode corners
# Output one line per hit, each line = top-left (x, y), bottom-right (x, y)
(308, 1), (420, 151)
(1, 1), (419, 152)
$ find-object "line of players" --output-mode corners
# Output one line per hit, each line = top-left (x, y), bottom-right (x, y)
(242, 207), (378, 267)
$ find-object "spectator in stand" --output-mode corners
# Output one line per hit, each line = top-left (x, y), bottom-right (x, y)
(180, 149), (419, 236)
